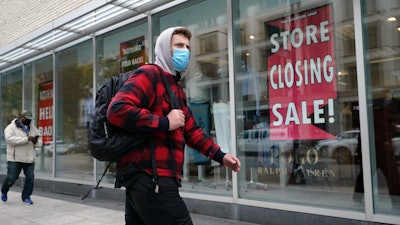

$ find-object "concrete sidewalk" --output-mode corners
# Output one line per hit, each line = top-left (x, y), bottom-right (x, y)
(0, 188), (260, 225)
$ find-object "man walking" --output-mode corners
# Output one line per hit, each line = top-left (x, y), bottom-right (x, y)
(1, 110), (41, 205)
(107, 26), (241, 225)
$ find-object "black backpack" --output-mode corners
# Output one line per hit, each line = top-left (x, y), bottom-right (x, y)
(88, 64), (177, 162)
(88, 70), (148, 162)
(83, 65), (177, 200)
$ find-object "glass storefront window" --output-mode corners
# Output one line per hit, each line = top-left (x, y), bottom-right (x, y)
(25, 56), (54, 175)
(363, 0), (400, 215)
(1, 1), (400, 223)
(55, 40), (93, 181)
(97, 19), (149, 83)
(95, 19), (148, 184)
(0, 67), (23, 171)
(234, 0), (363, 211)
(153, 0), (231, 195)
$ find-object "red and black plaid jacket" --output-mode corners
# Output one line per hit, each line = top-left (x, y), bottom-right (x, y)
(107, 64), (223, 179)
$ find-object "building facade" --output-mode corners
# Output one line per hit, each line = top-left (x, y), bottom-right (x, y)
(1, 0), (400, 224)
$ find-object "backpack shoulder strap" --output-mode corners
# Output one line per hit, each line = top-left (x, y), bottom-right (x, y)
(153, 64), (181, 187)
(146, 64), (180, 193)
(154, 65), (178, 109)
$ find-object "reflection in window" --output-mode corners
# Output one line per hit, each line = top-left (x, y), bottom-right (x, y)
(364, 0), (400, 215)
(25, 56), (54, 175)
(95, 19), (148, 184)
(234, 0), (364, 212)
(55, 40), (93, 181)
(154, 0), (231, 195)
(0, 68), (23, 171)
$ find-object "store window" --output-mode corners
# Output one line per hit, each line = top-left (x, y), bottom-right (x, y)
(24, 56), (54, 175)
(363, 0), (400, 215)
(153, 0), (231, 195)
(55, 40), (93, 181)
(234, 1), (363, 211)
(96, 19), (148, 83)
(0, 67), (23, 171)
(95, 19), (148, 183)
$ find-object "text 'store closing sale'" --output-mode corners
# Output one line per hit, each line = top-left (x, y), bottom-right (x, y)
(267, 4), (337, 140)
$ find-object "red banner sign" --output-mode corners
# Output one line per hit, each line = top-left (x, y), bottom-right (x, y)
(267, 5), (336, 140)
(38, 81), (53, 144)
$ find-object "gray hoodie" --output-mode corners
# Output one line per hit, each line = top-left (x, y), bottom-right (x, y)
(154, 26), (189, 79)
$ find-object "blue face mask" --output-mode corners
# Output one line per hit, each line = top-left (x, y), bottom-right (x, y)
(172, 48), (190, 71)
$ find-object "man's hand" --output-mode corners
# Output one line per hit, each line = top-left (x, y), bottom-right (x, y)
(28, 136), (38, 144)
(223, 154), (241, 172)
(167, 109), (185, 131)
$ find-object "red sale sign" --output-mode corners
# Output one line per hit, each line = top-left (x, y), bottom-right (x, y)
(267, 5), (336, 140)
(38, 81), (53, 144)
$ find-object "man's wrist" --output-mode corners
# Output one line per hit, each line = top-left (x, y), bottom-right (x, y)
(213, 150), (226, 165)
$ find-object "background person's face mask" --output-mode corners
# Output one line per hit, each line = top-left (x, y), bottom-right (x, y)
(22, 118), (31, 125)
(172, 48), (190, 72)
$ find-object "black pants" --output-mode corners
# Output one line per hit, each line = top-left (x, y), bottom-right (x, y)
(125, 174), (193, 225)
(1, 161), (35, 201)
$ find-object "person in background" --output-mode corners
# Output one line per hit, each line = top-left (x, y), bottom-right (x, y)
(107, 26), (241, 225)
(354, 90), (400, 203)
(1, 110), (42, 205)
